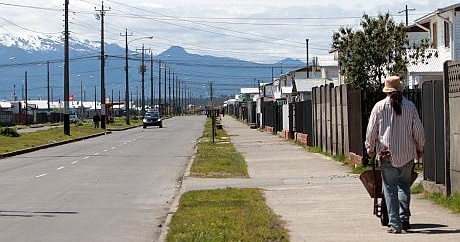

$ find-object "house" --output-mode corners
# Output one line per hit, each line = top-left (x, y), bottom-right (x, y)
(407, 3), (460, 86)
(0, 101), (14, 126)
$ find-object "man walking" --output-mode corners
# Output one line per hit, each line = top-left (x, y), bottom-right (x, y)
(365, 76), (425, 233)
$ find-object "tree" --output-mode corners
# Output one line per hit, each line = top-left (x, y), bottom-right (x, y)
(332, 13), (433, 92)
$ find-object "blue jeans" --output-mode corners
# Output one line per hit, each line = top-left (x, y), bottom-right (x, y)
(380, 158), (413, 231)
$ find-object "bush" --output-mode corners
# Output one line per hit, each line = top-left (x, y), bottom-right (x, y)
(0, 127), (20, 137)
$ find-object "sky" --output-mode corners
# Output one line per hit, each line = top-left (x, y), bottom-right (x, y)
(0, 0), (459, 63)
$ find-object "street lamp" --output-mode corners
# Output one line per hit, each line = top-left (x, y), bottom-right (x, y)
(121, 29), (153, 125)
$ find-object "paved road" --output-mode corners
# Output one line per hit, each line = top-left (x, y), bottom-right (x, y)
(0, 115), (205, 242)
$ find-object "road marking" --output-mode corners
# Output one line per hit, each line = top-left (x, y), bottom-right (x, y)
(83, 156), (90, 160)
(103, 149), (108, 152)
(35, 174), (47, 178)
(111, 147), (116, 149)
(94, 153), (100, 156)
(123, 142), (128, 145)
(71, 161), (78, 164)
(57, 166), (65, 170)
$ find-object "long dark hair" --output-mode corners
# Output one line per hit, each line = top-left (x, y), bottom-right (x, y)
(389, 91), (402, 115)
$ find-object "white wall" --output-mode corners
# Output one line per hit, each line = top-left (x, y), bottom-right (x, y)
(282, 104), (290, 131)
(455, 11), (460, 60)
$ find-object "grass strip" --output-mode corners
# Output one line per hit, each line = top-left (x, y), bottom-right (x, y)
(423, 193), (460, 213)
(410, 183), (459, 213)
(0, 124), (104, 154)
(167, 188), (289, 242)
(107, 117), (142, 129)
(191, 118), (248, 178)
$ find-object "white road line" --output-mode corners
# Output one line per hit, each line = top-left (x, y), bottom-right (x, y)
(123, 142), (128, 145)
(35, 174), (47, 178)
(111, 147), (116, 149)
(71, 161), (78, 164)
(103, 149), (108, 152)
(57, 167), (65, 170)
(94, 153), (100, 156)
(83, 156), (90, 160)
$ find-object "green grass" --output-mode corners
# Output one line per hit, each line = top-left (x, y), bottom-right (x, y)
(424, 193), (460, 213)
(166, 188), (289, 242)
(106, 117), (142, 129)
(411, 183), (424, 194)
(0, 124), (105, 154)
(410, 183), (460, 212)
(191, 118), (248, 178)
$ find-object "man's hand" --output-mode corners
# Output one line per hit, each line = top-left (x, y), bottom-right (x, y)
(368, 150), (376, 159)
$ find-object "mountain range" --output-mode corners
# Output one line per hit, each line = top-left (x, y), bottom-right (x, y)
(0, 35), (305, 101)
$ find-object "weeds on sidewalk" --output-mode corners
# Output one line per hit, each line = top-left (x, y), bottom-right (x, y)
(191, 118), (248, 178)
(166, 188), (289, 242)
(411, 183), (460, 213)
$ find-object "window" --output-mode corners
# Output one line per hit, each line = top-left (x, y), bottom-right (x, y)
(432, 22), (437, 48)
(445, 21), (450, 47)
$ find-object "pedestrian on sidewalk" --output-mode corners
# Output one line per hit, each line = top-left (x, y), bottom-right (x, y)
(365, 76), (425, 234)
(93, 113), (100, 129)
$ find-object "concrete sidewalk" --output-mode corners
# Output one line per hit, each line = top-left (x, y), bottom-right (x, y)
(182, 116), (460, 242)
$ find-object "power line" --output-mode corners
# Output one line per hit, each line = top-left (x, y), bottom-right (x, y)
(0, 17), (61, 35)
(0, 2), (61, 11)
(106, 0), (327, 50)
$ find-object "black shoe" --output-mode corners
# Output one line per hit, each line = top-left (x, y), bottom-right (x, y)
(402, 221), (411, 231)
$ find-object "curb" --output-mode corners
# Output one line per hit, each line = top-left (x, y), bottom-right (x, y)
(0, 131), (112, 159)
(157, 140), (199, 242)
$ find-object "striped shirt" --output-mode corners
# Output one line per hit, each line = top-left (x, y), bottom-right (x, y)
(365, 96), (425, 167)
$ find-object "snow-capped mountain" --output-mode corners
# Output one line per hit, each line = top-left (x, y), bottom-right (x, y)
(0, 35), (305, 101)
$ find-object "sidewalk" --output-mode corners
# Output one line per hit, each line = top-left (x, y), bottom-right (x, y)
(182, 116), (460, 242)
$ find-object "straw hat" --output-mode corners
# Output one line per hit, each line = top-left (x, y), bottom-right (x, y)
(382, 76), (403, 93)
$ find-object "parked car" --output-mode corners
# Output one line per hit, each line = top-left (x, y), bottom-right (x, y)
(142, 111), (162, 128)
(69, 114), (78, 124)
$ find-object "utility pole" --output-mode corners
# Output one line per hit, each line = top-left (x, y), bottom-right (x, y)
(24, 71), (28, 125)
(80, 78), (83, 119)
(111, 88), (114, 120)
(96, 1), (109, 129)
(210, 81), (214, 143)
(178, 80), (181, 115)
(64, 0), (70, 135)
(150, 54), (154, 107)
(399, 4), (415, 26)
(47, 61), (50, 113)
(164, 65), (167, 116)
(168, 68), (171, 116)
(120, 28), (132, 125)
(138, 44), (147, 115)
(158, 60), (162, 114)
(172, 72), (176, 115)
(94, 86), (97, 116)
(182, 83), (185, 114)
(306, 38), (309, 78)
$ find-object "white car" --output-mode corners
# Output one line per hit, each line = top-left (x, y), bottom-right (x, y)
(69, 114), (78, 123)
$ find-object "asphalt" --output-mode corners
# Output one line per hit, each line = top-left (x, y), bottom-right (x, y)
(162, 116), (460, 242)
